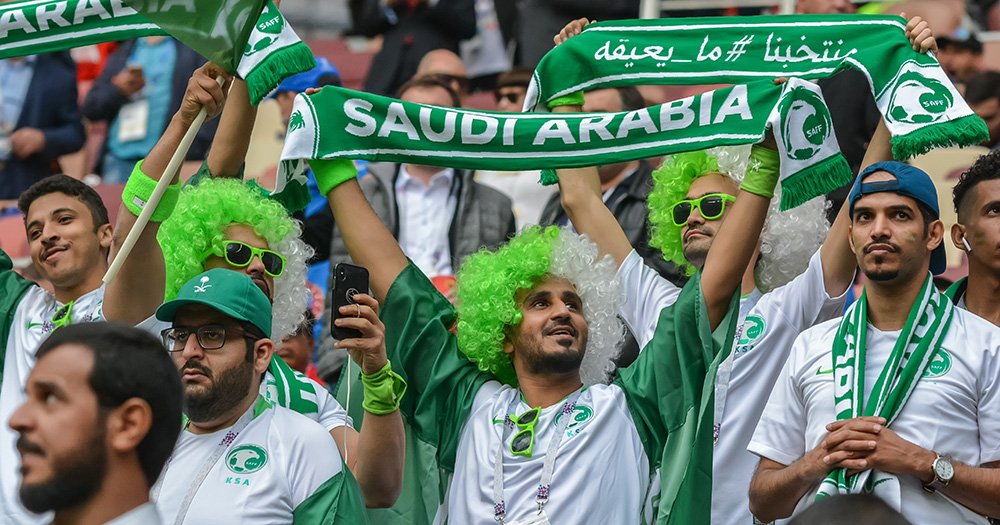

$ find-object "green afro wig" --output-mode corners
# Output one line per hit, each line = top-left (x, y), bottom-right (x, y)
(157, 178), (313, 339)
(455, 225), (624, 387)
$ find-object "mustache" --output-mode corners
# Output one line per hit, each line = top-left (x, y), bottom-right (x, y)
(543, 321), (577, 337)
(181, 359), (213, 379)
(863, 239), (900, 253)
(16, 436), (44, 456)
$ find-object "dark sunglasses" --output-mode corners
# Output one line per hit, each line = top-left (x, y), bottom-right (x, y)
(204, 240), (286, 277)
(671, 194), (736, 226)
(494, 91), (521, 105)
(431, 72), (470, 93)
(509, 407), (541, 457)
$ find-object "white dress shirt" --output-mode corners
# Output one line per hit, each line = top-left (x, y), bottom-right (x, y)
(395, 164), (458, 278)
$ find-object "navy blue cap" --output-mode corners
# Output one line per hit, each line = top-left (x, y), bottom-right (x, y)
(847, 161), (946, 275)
(270, 57), (340, 96)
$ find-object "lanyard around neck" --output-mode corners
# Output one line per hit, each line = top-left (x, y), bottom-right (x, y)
(151, 398), (259, 525)
(492, 389), (583, 523)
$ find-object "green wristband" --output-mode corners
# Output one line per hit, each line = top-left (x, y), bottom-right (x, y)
(121, 160), (182, 222)
(740, 146), (781, 199)
(361, 360), (407, 415)
(309, 158), (359, 196)
(546, 91), (585, 109)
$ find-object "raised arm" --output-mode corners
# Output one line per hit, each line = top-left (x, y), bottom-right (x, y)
(102, 63), (232, 325)
(313, 158), (408, 303)
(204, 79), (257, 178)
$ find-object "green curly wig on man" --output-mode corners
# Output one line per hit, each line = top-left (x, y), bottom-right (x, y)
(157, 177), (313, 340)
(455, 225), (624, 387)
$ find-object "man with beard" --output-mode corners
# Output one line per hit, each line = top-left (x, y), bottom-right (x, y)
(0, 61), (231, 525)
(748, 162), (1000, 524)
(152, 269), (368, 523)
(9, 323), (181, 525)
(947, 150), (1000, 326)
(305, 118), (774, 522)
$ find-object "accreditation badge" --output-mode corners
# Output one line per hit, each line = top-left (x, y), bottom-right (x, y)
(117, 99), (150, 142)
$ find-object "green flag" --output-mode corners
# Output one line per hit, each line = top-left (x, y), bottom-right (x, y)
(124, 0), (315, 104)
(0, 0), (314, 105)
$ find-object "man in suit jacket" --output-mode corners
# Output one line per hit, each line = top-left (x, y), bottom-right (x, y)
(0, 52), (85, 200)
(303, 75), (516, 381)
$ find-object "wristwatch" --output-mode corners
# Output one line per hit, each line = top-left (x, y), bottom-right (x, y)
(923, 454), (954, 493)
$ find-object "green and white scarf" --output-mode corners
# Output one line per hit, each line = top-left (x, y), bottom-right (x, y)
(817, 274), (955, 509)
(278, 76), (850, 210)
(526, 15), (987, 161)
(266, 355), (320, 416)
(0, 0), (314, 104)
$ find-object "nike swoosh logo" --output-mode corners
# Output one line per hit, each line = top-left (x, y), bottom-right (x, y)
(816, 366), (834, 375)
(26, 322), (44, 330)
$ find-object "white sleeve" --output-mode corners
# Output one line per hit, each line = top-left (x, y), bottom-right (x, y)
(313, 376), (354, 431)
(761, 248), (851, 334)
(978, 330), (1000, 465)
(616, 249), (682, 350)
(281, 412), (346, 508)
(747, 332), (809, 467)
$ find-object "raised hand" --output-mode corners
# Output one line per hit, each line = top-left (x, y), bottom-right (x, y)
(554, 17), (593, 46)
(333, 293), (389, 375)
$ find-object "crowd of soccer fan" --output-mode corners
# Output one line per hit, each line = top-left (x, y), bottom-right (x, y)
(5, 4), (1000, 525)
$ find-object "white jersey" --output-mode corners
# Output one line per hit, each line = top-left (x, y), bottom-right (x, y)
(443, 382), (651, 525)
(155, 398), (361, 524)
(617, 248), (847, 525)
(1, 284), (106, 525)
(749, 308), (1000, 524)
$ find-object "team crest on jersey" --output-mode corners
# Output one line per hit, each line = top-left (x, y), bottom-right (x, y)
(734, 315), (766, 355)
(555, 405), (594, 437)
(226, 444), (268, 474)
(923, 349), (952, 379)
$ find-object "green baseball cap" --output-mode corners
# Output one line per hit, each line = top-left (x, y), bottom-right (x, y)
(155, 269), (272, 338)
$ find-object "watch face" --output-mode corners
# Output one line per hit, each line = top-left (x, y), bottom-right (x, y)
(935, 457), (955, 480)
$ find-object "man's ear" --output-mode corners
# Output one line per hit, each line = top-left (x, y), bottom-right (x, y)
(951, 223), (968, 251)
(107, 398), (153, 454)
(254, 338), (274, 374)
(98, 223), (114, 251)
(926, 219), (945, 251)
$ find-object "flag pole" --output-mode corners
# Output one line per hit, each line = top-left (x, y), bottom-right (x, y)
(103, 76), (224, 285)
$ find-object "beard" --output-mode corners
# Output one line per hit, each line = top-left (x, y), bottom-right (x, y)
(863, 265), (900, 282)
(17, 427), (107, 514)
(515, 330), (588, 376)
(861, 240), (902, 282)
(182, 357), (255, 424)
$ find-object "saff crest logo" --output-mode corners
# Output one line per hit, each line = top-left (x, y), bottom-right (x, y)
(923, 349), (953, 378)
(780, 88), (832, 161)
(888, 69), (953, 125)
(288, 111), (305, 133)
(244, 4), (285, 57)
(737, 315), (767, 346)
(556, 405), (595, 437)
(226, 444), (268, 474)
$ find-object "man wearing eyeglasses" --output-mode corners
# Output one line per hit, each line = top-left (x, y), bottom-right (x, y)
(153, 269), (368, 524)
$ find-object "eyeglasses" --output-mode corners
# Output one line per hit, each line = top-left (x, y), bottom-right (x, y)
(430, 72), (470, 93)
(494, 91), (521, 105)
(670, 193), (736, 226)
(50, 301), (74, 331)
(205, 240), (286, 277)
(509, 407), (540, 457)
(160, 324), (257, 352)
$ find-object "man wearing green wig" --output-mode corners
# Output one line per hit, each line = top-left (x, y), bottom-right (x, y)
(545, 15), (939, 525)
(121, 67), (405, 507)
(305, 84), (774, 523)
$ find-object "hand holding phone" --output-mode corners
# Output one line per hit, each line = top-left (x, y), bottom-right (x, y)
(331, 263), (370, 341)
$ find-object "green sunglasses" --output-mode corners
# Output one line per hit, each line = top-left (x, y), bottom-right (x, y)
(509, 407), (541, 457)
(49, 301), (74, 332)
(670, 193), (736, 226)
(203, 240), (287, 277)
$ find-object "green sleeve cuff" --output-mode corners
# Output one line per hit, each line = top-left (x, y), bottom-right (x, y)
(741, 146), (781, 199)
(309, 158), (359, 196)
(361, 360), (407, 415)
(546, 91), (585, 109)
(121, 160), (182, 222)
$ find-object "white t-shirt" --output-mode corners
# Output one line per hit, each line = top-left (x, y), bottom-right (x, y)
(748, 308), (1000, 524)
(155, 399), (348, 524)
(1, 285), (107, 525)
(442, 382), (652, 525)
(616, 248), (847, 525)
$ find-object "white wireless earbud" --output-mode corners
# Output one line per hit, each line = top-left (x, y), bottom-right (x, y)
(962, 235), (973, 252)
